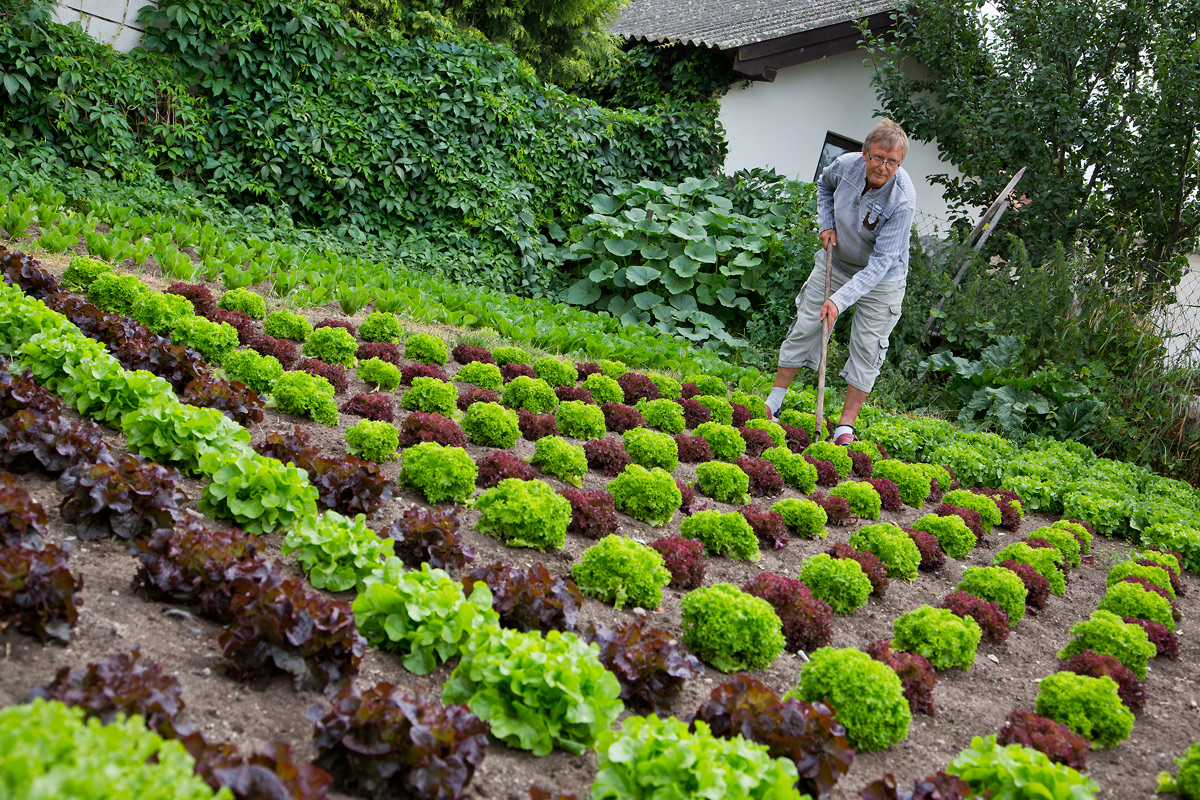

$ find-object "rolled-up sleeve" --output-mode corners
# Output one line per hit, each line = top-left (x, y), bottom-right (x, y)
(829, 202), (915, 313)
(816, 160), (839, 233)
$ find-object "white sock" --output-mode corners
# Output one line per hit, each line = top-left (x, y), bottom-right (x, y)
(834, 424), (854, 440)
(766, 387), (788, 416)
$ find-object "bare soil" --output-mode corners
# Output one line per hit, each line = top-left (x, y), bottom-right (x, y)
(2, 248), (1198, 799)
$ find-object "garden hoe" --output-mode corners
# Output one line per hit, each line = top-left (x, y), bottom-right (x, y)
(814, 245), (833, 443)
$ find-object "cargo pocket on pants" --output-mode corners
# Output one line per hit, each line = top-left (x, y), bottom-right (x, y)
(873, 303), (903, 367)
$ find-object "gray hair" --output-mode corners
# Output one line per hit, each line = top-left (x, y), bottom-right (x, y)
(863, 119), (909, 159)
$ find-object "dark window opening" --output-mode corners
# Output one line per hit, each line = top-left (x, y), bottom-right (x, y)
(815, 131), (862, 182)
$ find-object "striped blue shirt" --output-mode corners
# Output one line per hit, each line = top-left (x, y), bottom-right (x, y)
(816, 152), (916, 313)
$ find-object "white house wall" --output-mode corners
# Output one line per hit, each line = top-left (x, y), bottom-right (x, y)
(719, 48), (959, 230)
(53, 0), (152, 53)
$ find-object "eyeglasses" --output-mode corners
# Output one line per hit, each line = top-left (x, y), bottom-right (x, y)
(867, 153), (902, 169)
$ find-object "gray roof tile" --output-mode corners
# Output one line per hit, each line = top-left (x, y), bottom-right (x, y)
(610, 0), (897, 49)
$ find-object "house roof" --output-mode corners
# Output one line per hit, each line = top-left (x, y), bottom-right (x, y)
(610, 0), (898, 51)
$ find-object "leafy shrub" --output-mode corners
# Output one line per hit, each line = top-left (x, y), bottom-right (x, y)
(219, 571), (365, 691)
(302, 326), (357, 367)
(760, 446), (817, 493)
(613, 373), (657, 405)
(771, 497), (827, 538)
(1028, 526), (1083, 568)
(572, 535), (671, 610)
(829, 482), (881, 522)
(863, 639), (938, 718)
(942, 591), (1010, 643)
(248, 332), (299, 367)
(87, 272), (148, 316)
(340, 392), (395, 424)
(675, 397), (712, 429)
(907, 528), (946, 572)
(739, 504), (788, 549)
(582, 372), (623, 404)
(847, 449), (873, 478)
(271, 369), (338, 424)
(850, 522), (921, 579)
(946, 735), (1098, 797)
(649, 533), (707, 592)
(993, 542), (1066, 595)
(555, 399), (606, 440)
(615, 430), (675, 474)
(791, 646), (911, 752)
(355, 357), (402, 391)
(398, 442), (477, 504)
(828, 542), (889, 597)
(780, 422), (811, 453)
(404, 332), (448, 364)
(798, 553), (871, 614)
(171, 316), (239, 362)
(344, 419), (400, 462)
(741, 572), (833, 653)
(462, 401), (520, 448)
(1140, 522), (1200, 572)
(997, 710), (1090, 771)
(680, 509), (759, 560)
(475, 451), (537, 488)
(130, 292), (194, 335)
(0, 543), (81, 644)
(689, 674), (853, 800)
(935, 489), (999, 532)
(1057, 610), (1157, 678)
(501, 363), (535, 382)
(209, 308), (254, 341)
(694, 394), (734, 426)
(1108, 559), (1175, 599)
(58, 453), (186, 540)
(0, 699), (223, 800)
(296, 357), (350, 394)
(559, 487), (618, 539)
(311, 682), (487, 800)
(1035, 672), (1133, 748)
(529, 435), (588, 487)
(452, 343), (494, 364)
(358, 311), (405, 344)
(476, 478), (572, 550)
(583, 438), (631, 477)
(950, 565), (1028, 632)
(199, 451), (318, 534)
(464, 561), (584, 633)
(1159, 743), (1200, 800)
(516, 409), (556, 441)
(0, 474), (48, 550)
(599, 401), (644, 433)
(283, 510), (393, 592)
(1097, 581), (1175, 629)
(734, 456), (784, 497)
(455, 360), (503, 391)
(608, 464), (682, 526)
(531, 355), (577, 387)
(498, 374), (557, 413)
(221, 349), (283, 395)
(912, 513), (976, 559)
(592, 715), (799, 800)
(934, 504), (984, 546)
(491, 346), (528, 366)
(555, 384), (594, 404)
(444, 626), (622, 756)
(635, 398), (686, 434)
(743, 418), (786, 447)
(694, 421), (746, 461)
(1061, 649), (1145, 716)
(456, 386), (500, 411)
(398, 411), (467, 448)
(804, 456), (838, 488)
(62, 256), (113, 291)
(357, 340), (402, 367)
(355, 558), (497, 674)
(262, 310), (311, 341)
(680, 583), (785, 672)
(401, 376), (457, 416)
(872, 460), (932, 507)
(674, 432), (712, 463)
(892, 605), (982, 671)
(996, 559), (1049, 611)
(1123, 616), (1179, 659)
(694, 461), (750, 504)
(217, 287), (266, 319)
(802, 442), (852, 479)
(584, 617), (702, 713)
(385, 505), (475, 571)
(166, 282), (216, 316)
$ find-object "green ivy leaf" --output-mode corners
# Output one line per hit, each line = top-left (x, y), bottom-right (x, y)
(685, 240), (718, 263)
(669, 254), (701, 277)
(660, 271), (695, 294)
(566, 278), (601, 306)
(632, 291), (663, 310)
(624, 265), (662, 286)
(604, 238), (637, 258)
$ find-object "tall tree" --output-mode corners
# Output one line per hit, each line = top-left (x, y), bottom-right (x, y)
(862, 0), (1200, 297)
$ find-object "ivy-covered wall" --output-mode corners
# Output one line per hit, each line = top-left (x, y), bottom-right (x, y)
(52, 0), (149, 52)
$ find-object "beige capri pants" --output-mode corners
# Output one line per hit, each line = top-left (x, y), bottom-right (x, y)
(777, 258), (906, 393)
